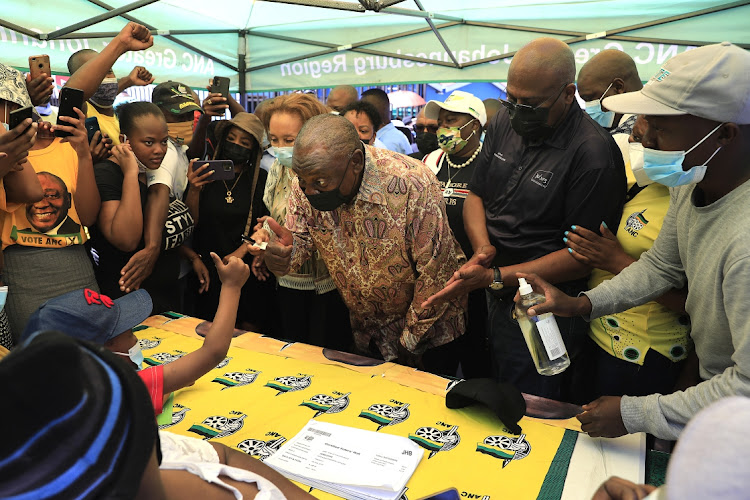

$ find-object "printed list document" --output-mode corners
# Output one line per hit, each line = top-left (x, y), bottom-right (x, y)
(264, 419), (423, 500)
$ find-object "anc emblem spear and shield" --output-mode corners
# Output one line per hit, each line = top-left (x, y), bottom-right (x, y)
(359, 403), (410, 431)
(300, 392), (350, 418)
(188, 411), (246, 440)
(237, 436), (287, 461)
(476, 434), (531, 468)
(143, 350), (186, 367)
(265, 375), (312, 395)
(158, 403), (190, 430)
(408, 425), (460, 459)
(212, 369), (261, 390)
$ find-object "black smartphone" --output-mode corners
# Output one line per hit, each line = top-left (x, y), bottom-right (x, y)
(55, 87), (84, 138)
(85, 117), (101, 143)
(9, 106), (33, 131)
(202, 159), (235, 180)
(211, 76), (230, 101)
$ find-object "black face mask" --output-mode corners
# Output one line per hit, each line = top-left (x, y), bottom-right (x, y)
(415, 131), (439, 154)
(220, 142), (253, 166)
(508, 106), (555, 141)
(506, 84), (568, 141)
(305, 153), (361, 212)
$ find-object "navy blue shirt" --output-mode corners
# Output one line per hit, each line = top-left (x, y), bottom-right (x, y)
(469, 104), (626, 268)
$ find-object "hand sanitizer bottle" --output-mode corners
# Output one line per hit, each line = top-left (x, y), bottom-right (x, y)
(515, 278), (570, 376)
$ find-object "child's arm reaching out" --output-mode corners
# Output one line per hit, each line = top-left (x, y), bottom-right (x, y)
(163, 252), (249, 394)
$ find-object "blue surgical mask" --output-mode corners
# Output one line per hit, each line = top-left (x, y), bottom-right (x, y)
(628, 123), (723, 188)
(0, 286), (7, 312)
(273, 146), (294, 168)
(115, 342), (144, 370)
(584, 82), (616, 128)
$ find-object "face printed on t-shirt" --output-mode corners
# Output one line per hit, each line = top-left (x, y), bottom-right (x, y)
(26, 172), (74, 233)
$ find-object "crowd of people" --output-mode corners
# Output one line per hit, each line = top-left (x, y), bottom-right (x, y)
(1, 19), (749, 500)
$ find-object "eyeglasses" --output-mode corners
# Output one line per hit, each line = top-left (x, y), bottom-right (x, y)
(415, 124), (439, 134)
(500, 83), (569, 114)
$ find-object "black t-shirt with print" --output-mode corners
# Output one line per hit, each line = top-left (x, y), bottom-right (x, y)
(432, 151), (478, 258)
(88, 160), (180, 312)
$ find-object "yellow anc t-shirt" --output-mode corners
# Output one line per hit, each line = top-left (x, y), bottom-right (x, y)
(86, 105), (121, 145)
(588, 164), (692, 365)
(1, 139), (88, 250)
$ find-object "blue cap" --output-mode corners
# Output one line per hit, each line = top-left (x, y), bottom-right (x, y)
(22, 288), (153, 344)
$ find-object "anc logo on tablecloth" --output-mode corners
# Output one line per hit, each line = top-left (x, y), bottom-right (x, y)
(359, 399), (411, 431)
(408, 423), (461, 459)
(215, 356), (232, 369)
(138, 337), (162, 350)
(188, 411), (246, 440)
(265, 374), (312, 396)
(143, 350), (187, 367)
(158, 403), (191, 430)
(476, 433), (531, 468)
(300, 391), (350, 418)
(212, 369), (261, 390)
(237, 431), (287, 461)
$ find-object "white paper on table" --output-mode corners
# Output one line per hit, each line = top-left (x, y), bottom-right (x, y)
(265, 419), (423, 492)
(560, 432), (646, 500)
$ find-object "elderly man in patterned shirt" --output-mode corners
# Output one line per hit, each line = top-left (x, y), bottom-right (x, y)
(263, 114), (467, 374)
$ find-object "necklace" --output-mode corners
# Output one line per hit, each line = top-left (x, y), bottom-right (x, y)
(445, 141), (482, 169)
(442, 143), (482, 197)
(222, 170), (244, 203)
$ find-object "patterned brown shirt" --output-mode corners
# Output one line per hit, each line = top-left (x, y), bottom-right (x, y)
(287, 146), (467, 361)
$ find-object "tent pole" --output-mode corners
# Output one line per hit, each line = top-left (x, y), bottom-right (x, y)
(0, 19), (38, 38)
(238, 31), (248, 110)
(80, 0), (238, 71)
(412, 0), (461, 68)
(46, 0), (160, 39)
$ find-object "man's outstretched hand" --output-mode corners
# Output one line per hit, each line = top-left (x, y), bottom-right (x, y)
(421, 252), (493, 309)
(263, 218), (293, 277)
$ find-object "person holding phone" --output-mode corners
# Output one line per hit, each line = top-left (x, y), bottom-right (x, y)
(0, 64), (46, 348)
(0, 63), (100, 340)
(249, 94), (352, 349)
(25, 55), (54, 108)
(87, 101), (207, 315)
(65, 22), (155, 161)
(184, 113), (276, 333)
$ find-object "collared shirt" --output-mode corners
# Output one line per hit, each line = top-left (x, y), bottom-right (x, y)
(469, 104), (626, 270)
(287, 146), (467, 361)
(376, 122), (413, 155)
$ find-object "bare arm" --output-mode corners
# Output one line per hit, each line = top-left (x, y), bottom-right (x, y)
(463, 191), (495, 257)
(162, 253), (249, 393)
(54, 108), (100, 226)
(117, 66), (154, 93)
(96, 145), (142, 251)
(118, 182), (169, 292)
(65, 23), (153, 102)
(4, 162), (42, 204)
(210, 443), (316, 499)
